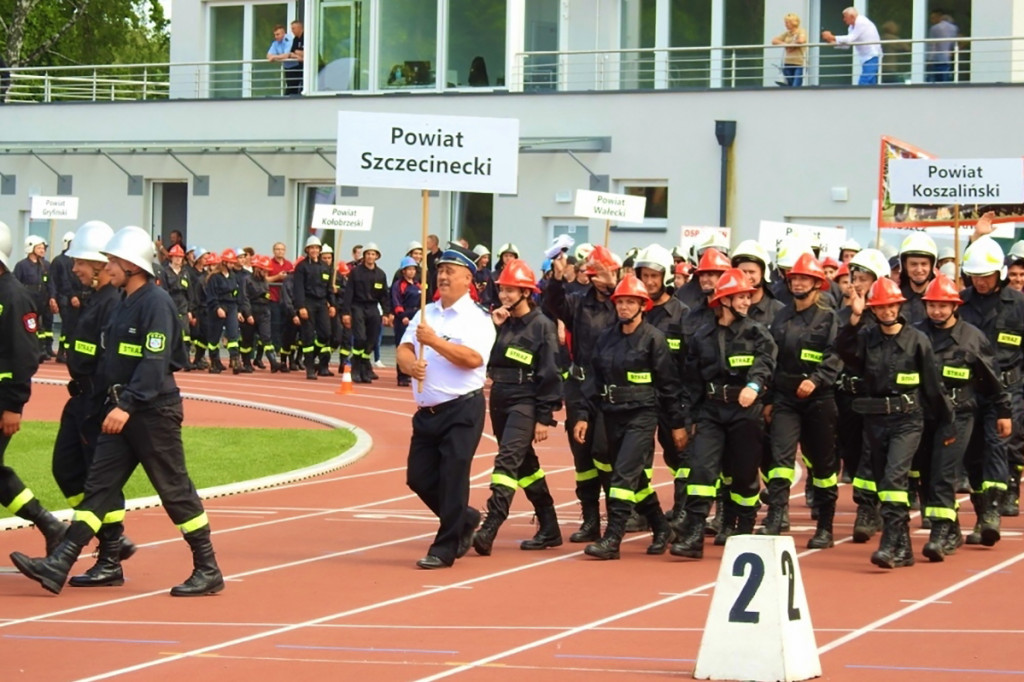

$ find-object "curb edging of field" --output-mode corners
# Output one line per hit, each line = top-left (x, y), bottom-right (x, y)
(2, 382), (373, 531)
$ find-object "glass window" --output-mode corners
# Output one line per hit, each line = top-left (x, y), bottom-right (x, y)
(379, 0), (438, 88)
(622, 183), (668, 230)
(925, 0), (970, 83)
(301, 185), (338, 246)
(723, 0), (764, 88)
(210, 5), (244, 98)
(524, 0), (559, 91)
(317, 0), (370, 91)
(453, 193), (493, 253)
(620, 0), (657, 89)
(252, 4), (291, 96)
(670, 0), (712, 88)
(447, 0), (506, 88)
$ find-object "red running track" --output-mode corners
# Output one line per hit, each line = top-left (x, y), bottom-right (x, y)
(1, 363), (1023, 681)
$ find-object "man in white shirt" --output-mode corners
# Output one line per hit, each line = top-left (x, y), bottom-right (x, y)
(822, 7), (882, 85)
(398, 243), (496, 569)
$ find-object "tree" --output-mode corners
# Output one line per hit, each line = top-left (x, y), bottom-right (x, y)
(0, 0), (169, 68)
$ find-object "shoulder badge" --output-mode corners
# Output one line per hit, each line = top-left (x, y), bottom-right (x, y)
(22, 312), (38, 334)
(146, 332), (167, 353)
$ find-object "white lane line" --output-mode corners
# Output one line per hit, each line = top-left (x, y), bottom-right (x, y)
(817, 549), (1024, 655)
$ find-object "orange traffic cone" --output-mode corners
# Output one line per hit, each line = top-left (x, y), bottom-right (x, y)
(336, 364), (354, 395)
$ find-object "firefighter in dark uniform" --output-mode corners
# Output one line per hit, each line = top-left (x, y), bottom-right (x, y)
(11, 226), (224, 596)
(51, 231), (83, 363)
(958, 234), (1024, 537)
(204, 248), (244, 374)
(14, 235), (56, 359)
(391, 256), (422, 387)
(916, 273), (1011, 561)
(835, 277), (952, 569)
(762, 254), (842, 548)
(836, 248), (890, 535)
(50, 220), (138, 586)
(162, 244), (196, 369)
(332, 260), (352, 373)
(634, 245), (690, 527)
(671, 269), (777, 560)
(241, 255), (277, 372)
(473, 259), (563, 555)
(897, 233), (937, 326)
(293, 235), (332, 380)
(317, 244), (341, 376)
(187, 249), (210, 370)
(543, 246), (619, 542)
(574, 274), (686, 559)
(0, 221), (68, 554)
(732, 240), (784, 327)
(342, 241), (392, 384)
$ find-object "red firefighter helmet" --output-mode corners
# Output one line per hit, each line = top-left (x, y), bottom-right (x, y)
(583, 245), (622, 276)
(205, 251), (221, 267)
(695, 248), (732, 274)
(921, 273), (963, 304)
(867, 277), (907, 306)
(709, 267), (757, 308)
(251, 254), (271, 270)
(337, 261), (351, 276)
(610, 274), (652, 311)
(220, 248), (239, 265)
(674, 261), (692, 277)
(168, 244), (185, 257)
(835, 262), (850, 279)
(494, 259), (540, 293)
(786, 253), (831, 291)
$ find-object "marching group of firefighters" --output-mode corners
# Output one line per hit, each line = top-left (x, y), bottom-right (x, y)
(2, 213), (1023, 599)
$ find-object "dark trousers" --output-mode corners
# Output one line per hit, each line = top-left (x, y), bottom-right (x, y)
(51, 393), (123, 512)
(685, 399), (764, 518)
(564, 378), (607, 503)
(487, 395), (554, 518)
(0, 432), (30, 510)
(67, 402), (208, 545)
(299, 298), (330, 357)
(406, 391), (485, 564)
(270, 300), (287, 352)
(351, 304), (382, 361)
(284, 66), (302, 95)
(836, 390), (863, 487)
(965, 390), (1019, 491)
(240, 306), (271, 356)
(919, 411), (973, 520)
(767, 396), (839, 508)
(57, 298), (80, 353)
(603, 408), (659, 510)
(859, 412), (923, 522)
(207, 305), (240, 358)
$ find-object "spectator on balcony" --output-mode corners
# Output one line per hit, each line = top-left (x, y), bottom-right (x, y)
(880, 21), (911, 84)
(822, 7), (882, 86)
(772, 13), (807, 87)
(286, 21), (305, 95)
(266, 25), (295, 96)
(926, 10), (959, 83)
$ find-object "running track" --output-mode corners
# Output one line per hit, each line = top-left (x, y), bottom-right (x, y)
(1, 364), (1023, 681)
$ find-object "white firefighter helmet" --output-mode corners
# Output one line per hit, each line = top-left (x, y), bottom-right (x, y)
(633, 243), (674, 286)
(775, 237), (814, 270)
(65, 220), (114, 262)
(24, 234), (46, 254)
(962, 236), (1006, 278)
(101, 226), (156, 276)
(848, 248), (891, 281)
(899, 232), (938, 260)
(732, 239), (772, 282)
(304, 235), (322, 249)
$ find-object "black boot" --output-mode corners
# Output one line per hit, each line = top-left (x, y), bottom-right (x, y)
(472, 513), (503, 556)
(253, 346), (266, 369)
(367, 357), (380, 380)
(907, 475), (922, 511)
(240, 354), (254, 374)
(705, 486), (726, 536)
(208, 351), (224, 373)
(943, 517), (964, 555)
(734, 508), (756, 536)
(852, 502), (882, 543)
(69, 527), (125, 587)
(521, 505), (562, 550)
(922, 519), (951, 562)
(352, 357), (372, 384)
(317, 351), (334, 377)
(713, 501), (738, 546)
(267, 350), (282, 373)
(670, 513), (706, 559)
(305, 351), (318, 380)
(585, 501), (626, 560)
(758, 503), (788, 536)
(570, 500), (601, 543)
(624, 509), (650, 533)
(807, 502), (835, 549)
(871, 517), (914, 569)
(18, 499), (67, 555)
(979, 487), (1002, 546)
(230, 354), (243, 375)
(645, 510), (674, 555)
(1000, 469), (1021, 517)
(10, 537), (85, 594)
(170, 529), (224, 597)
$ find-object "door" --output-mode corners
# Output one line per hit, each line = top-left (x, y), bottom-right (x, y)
(152, 182), (188, 247)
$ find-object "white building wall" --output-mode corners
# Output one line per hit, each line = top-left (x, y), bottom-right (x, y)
(2, 85), (1023, 276)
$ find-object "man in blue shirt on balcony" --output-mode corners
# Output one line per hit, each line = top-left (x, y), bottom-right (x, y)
(266, 24), (296, 96)
(926, 10), (959, 83)
(822, 7), (882, 86)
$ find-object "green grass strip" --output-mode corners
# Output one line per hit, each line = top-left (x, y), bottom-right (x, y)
(1, 421), (356, 518)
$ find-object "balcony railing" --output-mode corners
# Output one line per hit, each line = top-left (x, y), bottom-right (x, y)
(0, 35), (1021, 104)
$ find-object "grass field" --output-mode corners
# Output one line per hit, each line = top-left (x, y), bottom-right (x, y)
(1, 421), (357, 518)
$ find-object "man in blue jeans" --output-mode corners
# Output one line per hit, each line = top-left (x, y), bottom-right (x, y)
(822, 7), (882, 86)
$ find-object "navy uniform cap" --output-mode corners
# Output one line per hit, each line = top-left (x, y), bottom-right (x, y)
(437, 243), (478, 275)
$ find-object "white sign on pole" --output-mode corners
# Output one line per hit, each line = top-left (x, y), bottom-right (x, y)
(573, 189), (647, 223)
(758, 221), (846, 259)
(888, 158), (1024, 204)
(336, 112), (519, 194)
(311, 204), (374, 231)
(679, 226), (732, 249)
(29, 196), (79, 220)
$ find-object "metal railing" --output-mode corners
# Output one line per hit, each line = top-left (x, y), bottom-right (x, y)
(0, 35), (1021, 104)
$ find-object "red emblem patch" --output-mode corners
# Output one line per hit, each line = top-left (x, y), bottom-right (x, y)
(22, 313), (38, 334)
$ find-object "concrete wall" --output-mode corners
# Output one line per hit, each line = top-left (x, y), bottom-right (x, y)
(2, 83), (1022, 275)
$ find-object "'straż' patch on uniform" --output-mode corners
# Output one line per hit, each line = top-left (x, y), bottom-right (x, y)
(146, 332), (167, 353)
(22, 313), (38, 333)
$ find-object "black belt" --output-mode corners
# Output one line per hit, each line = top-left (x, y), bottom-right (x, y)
(488, 367), (535, 384)
(851, 393), (918, 415)
(1001, 367), (1021, 386)
(837, 374), (864, 394)
(602, 385), (656, 404)
(568, 364), (586, 381)
(67, 377), (95, 397)
(705, 383), (745, 403)
(947, 386), (975, 410)
(418, 389), (483, 414)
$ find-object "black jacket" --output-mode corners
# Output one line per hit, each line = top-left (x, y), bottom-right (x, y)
(0, 272), (40, 413)
(293, 257), (331, 307)
(768, 302), (842, 402)
(958, 285), (1024, 376)
(487, 307), (562, 426)
(68, 284), (121, 402)
(342, 263), (390, 315)
(683, 315), (777, 417)
(645, 295), (689, 381)
(542, 278), (616, 368)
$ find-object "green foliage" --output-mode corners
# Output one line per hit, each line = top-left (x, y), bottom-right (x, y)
(1, 0), (170, 67)
(1, 421), (358, 517)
